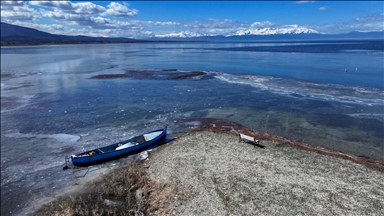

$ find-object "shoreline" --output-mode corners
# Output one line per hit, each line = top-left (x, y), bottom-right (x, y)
(27, 118), (384, 215)
(192, 118), (384, 172)
(0, 40), (209, 47)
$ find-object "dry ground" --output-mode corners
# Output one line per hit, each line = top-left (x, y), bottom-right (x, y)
(146, 130), (384, 215)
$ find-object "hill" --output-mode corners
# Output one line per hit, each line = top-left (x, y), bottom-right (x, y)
(0, 22), (145, 46)
(1, 22), (56, 38)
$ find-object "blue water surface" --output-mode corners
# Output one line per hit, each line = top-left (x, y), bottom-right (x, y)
(1, 40), (383, 215)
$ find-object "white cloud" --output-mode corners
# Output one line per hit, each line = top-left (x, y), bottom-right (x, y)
(28, 1), (139, 30)
(294, 1), (316, 4)
(176, 19), (245, 36)
(101, 2), (138, 17)
(356, 12), (384, 21)
(250, 21), (276, 28)
(146, 21), (180, 27)
(205, 19), (240, 29)
(318, 6), (329, 11)
(72, 2), (106, 15)
(30, 1), (137, 17)
(1, 0), (41, 21)
(29, 1), (72, 10)
(12, 21), (65, 32)
(0, 1), (26, 7)
(30, 1), (105, 15)
(313, 13), (384, 34)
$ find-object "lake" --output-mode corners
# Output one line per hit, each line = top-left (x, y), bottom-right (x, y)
(1, 40), (383, 215)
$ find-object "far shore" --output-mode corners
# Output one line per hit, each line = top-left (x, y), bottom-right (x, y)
(28, 119), (384, 215)
(0, 40), (208, 47)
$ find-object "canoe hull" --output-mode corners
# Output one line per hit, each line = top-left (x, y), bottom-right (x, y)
(71, 127), (167, 167)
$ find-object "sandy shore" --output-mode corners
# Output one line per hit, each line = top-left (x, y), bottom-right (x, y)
(145, 121), (384, 215)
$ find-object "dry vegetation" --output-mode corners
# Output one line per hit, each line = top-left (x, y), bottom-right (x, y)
(30, 160), (193, 216)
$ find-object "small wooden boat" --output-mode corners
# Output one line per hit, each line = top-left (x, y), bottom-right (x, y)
(65, 127), (167, 167)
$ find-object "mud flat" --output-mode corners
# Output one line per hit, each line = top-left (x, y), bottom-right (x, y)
(146, 120), (384, 215)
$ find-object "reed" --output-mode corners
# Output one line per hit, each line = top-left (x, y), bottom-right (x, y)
(31, 161), (192, 216)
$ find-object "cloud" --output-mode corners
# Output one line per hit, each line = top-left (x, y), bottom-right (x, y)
(27, 1), (140, 31)
(29, 1), (74, 11)
(0, 1), (26, 7)
(318, 6), (329, 11)
(294, 1), (316, 4)
(183, 19), (239, 30)
(314, 13), (384, 34)
(146, 19), (234, 37)
(16, 21), (65, 31)
(30, 1), (105, 15)
(178, 19), (246, 36)
(356, 12), (384, 21)
(101, 2), (138, 17)
(2, 1), (144, 37)
(250, 21), (276, 28)
(30, 1), (137, 17)
(71, 2), (106, 15)
(0, 0), (41, 21)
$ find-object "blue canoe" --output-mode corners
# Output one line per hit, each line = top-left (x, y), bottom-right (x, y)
(66, 127), (167, 167)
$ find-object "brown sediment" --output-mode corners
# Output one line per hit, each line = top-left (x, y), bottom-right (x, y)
(124, 69), (156, 73)
(90, 74), (127, 79)
(3, 84), (34, 90)
(192, 118), (384, 172)
(67, 120), (85, 129)
(170, 71), (206, 80)
(90, 69), (209, 80)
(51, 146), (76, 155)
(1, 96), (23, 107)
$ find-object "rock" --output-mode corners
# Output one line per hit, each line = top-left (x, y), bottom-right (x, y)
(103, 199), (122, 206)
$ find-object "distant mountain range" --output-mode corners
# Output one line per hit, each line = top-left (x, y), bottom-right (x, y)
(154, 25), (320, 38)
(1, 22), (383, 46)
(194, 31), (384, 42)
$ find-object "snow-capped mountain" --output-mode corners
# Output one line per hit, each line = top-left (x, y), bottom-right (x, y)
(154, 31), (206, 38)
(152, 25), (319, 38)
(233, 25), (319, 36)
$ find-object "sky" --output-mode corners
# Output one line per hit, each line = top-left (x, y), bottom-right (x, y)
(1, 1), (383, 38)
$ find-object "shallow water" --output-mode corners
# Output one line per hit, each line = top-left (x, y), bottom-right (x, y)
(1, 41), (383, 215)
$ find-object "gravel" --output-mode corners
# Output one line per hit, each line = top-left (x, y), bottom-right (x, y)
(146, 130), (384, 215)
